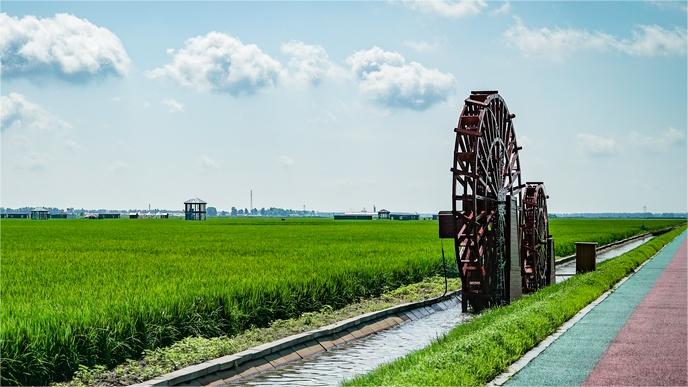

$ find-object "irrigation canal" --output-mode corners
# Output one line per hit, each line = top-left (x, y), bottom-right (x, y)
(202, 235), (655, 386)
(555, 235), (654, 283)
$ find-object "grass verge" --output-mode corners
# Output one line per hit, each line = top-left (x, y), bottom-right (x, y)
(347, 226), (686, 386)
(58, 276), (460, 386)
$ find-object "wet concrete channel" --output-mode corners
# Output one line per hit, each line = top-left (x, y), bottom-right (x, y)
(192, 234), (655, 386)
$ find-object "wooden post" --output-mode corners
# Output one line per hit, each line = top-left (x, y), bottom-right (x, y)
(547, 237), (555, 284)
(576, 242), (597, 273)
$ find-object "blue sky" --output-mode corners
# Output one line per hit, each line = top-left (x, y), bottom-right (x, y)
(1, 1), (686, 213)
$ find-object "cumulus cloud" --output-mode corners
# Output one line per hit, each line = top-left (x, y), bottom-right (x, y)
(631, 127), (686, 151)
(148, 32), (282, 95)
(107, 161), (128, 172)
(346, 46), (455, 110)
(646, 1), (688, 14)
(161, 98), (184, 113)
(278, 155), (295, 167)
(504, 18), (615, 60)
(403, 40), (441, 53)
(348, 47), (405, 78)
(307, 110), (337, 125)
(492, 1), (511, 15)
(199, 154), (219, 170)
(620, 25), (688, 56)
(64, 138), (81, 152)
(401, 0), (487, 18)
(0, 13), (130, 80)
(577, 133), (618, 156)
(504, 17), (687, 60)
(281, 41), (344, 85)
(1, 92), (71, 132)
(15, 152), (49, 171)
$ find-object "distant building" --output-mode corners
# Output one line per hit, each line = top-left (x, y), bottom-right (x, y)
(143, 212), (169, 219)
(389, 212), (419, 221)
(98, 213), (120, 219)
(30, 207), (49, 220)
(2, 213), (28, 219)
(378, 209), (390, 219)
(184, 198), (207, 220)
(334, 213), (373, 220)
(49, 214), (68, 219)
(129, 213), (139, 219)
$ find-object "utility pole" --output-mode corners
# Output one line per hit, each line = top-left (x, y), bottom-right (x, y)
(250, 189), (253, 211)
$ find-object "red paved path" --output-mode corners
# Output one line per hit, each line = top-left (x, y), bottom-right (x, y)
(584, 240), (687, 386)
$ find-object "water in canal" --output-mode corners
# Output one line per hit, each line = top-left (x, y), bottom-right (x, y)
(235, 297), (470, 386)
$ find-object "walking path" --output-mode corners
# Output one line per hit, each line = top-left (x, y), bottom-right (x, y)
(505, 231), (687, 386)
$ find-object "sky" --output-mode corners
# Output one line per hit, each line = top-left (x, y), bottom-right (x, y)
(1, 1), (686, 213)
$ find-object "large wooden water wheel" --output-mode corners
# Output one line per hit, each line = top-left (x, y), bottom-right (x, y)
(521, 182), (550, 292)
(450, 90), (522, 311)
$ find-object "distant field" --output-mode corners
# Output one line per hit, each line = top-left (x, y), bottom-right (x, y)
(0, 217), (683, 385)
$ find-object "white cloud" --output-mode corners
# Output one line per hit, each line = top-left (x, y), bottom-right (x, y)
(504, 17), (687, 60)
(148, 32), (282, 95)
(1, 92), (70, 131)
(161, 98), (184, 113)
(646, 1), (688, 14)
(504, 18), (615, 60)
(620, 25), (688, 56)
(577, 133), (618, 156)
(278, 155), (295, 167)
(403, 40), (441, 53)
(199, 154), (219, 169)
(492, 1), (511, 15)
(281, 40), (344, 85)
(64, 138), (81, 152)
(631, 127), (686, 151)
(0, 13), (130, 80)
(348, 47), (405, 79)
(401, 0), (487, 18)
(307, 110), (337, 125)
(107, 161), (128, 172)
(346, 46), (455, 110)
(15, 152), (49, 171)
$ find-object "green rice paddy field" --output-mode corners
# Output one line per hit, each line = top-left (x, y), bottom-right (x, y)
(0, 217), (683, 385)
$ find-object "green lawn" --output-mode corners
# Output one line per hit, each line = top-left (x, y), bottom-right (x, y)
(0, 217), (682, 385)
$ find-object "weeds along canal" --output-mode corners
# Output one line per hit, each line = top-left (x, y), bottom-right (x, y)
(210, 235), (655, 387)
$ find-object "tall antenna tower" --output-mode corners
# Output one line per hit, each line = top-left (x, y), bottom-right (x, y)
(250, 189), (253, 211)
